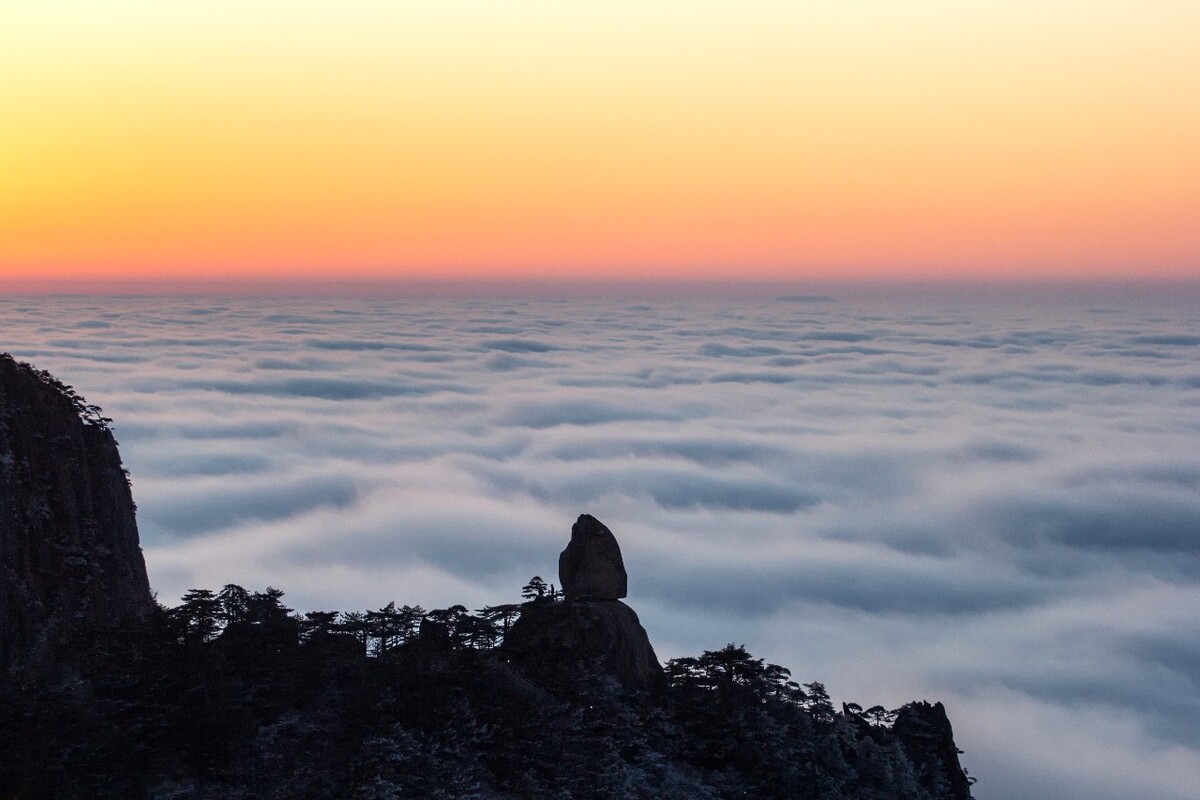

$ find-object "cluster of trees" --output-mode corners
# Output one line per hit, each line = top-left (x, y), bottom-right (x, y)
(0, 580), (973, 800)
(17, 360), (113, 430)
(167, 583), (535, 656)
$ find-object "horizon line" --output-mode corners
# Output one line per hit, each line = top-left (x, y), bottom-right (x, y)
(4, 276), (1200, 307)
(4, 274), (1200, 297)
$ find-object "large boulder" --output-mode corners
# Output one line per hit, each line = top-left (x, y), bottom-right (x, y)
(558, 513), (627, 600)
(0, 354), (154, 666)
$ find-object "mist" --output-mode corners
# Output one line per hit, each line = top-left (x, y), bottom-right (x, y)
(4, 283), (1198, 800)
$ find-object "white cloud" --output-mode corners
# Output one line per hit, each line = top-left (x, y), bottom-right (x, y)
(3, 287), (1199, 800)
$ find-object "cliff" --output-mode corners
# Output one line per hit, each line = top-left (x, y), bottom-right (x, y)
(0, 354), (154, 666)
(894, 700), (975, 800)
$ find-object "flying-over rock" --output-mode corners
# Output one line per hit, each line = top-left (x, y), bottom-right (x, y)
(507, 513), (662, 689)
(558, 513), (627, 600)
(0, 354), (154, 666)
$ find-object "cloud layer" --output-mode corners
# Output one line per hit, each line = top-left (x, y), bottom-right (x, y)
(4, 287), (1200, 800)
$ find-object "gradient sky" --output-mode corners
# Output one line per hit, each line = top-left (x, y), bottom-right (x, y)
(3, 2), (1198, 284)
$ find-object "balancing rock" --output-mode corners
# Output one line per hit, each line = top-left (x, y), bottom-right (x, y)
(558, 513), (628, 600)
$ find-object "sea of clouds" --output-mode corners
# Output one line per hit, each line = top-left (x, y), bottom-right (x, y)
(3, 284), (1199, 799)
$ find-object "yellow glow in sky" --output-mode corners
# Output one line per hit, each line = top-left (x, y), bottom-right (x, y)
(2, 1), (1198, 283)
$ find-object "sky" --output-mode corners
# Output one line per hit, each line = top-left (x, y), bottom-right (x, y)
(3, 288), (1200, 799)
(3, 1), (1199, 285)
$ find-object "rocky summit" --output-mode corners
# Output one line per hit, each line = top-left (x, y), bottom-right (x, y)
(558, 512), (628, 600)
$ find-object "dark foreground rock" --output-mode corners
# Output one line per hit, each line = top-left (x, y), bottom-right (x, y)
(0, 354), (153, 666)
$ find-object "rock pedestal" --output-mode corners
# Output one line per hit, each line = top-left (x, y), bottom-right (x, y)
(558, 513), (627, 600)
(504, 598), (664, 690)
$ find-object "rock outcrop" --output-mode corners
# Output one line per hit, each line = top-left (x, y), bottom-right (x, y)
(504, 596), (665, 690)
(507, 514), (662, 689)
(558, 513), (627, 600)
(894, 701), (975, 800)
(0, 354), (154, 666)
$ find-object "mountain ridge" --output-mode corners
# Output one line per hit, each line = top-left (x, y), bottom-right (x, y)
(0, 356), (975, 799)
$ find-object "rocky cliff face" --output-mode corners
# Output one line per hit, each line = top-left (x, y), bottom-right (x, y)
(0, 354), (154, 666)
(894, 701), (975, 800)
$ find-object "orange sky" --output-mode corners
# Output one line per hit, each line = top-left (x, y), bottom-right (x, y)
(2, 2), (1198, 285)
